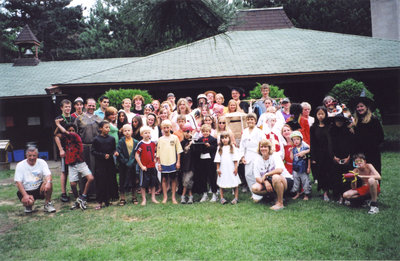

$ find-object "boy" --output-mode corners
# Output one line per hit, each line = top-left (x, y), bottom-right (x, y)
(135, 126), (159, 205)
(55, 120), (94, 210)
(289, 131), (311, 200)
(156, 120), (183, 204)
(117, 124), (139, 205)
(180, 123), (195, 204)
(342, 153), (381, 214)
(193, 124), (218, 202)
(54, 99), (74, 203)
(173, 114), (186, 142)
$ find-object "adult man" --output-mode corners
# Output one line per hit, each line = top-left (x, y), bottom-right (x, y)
(71, 97), (84, 119)
(14, 147), (56, 213)
(94, 96), (109, 119)
(75, 98), (102, 172)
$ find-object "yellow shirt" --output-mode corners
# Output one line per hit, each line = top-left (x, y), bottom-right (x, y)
(125, 137), (134, 156)
(156, 134), (183, 169)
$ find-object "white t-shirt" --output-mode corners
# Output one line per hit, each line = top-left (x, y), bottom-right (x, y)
(253, 153), (292, 180)
(14, 159), (51, 191)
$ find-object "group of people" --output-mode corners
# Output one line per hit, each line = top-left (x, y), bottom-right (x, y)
(14, 84), (384, 214)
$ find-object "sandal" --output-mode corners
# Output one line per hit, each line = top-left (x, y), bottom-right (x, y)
(132, 197), (139, 205)
(119, 199), (126, 206)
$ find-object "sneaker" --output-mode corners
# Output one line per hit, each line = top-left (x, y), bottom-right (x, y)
(220, 198), (227, 205)
(200, 193), (208, 203)
(231, 198), (238, 205)
(368, 206), (379, 214)
(187, 196), (193, 204)
(44, 202), (56, 213)
(60, 193), (70, 203)
(77, 197), (87, 210)
(181, 196), (187, 204)
(24, 206), (33, 213)
(210, 193), (217, 202)
(70, 201), (79, 210)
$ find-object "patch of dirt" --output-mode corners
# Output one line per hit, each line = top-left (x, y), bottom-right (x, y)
(0, 178), (14, 186)
(0, 200), (17, 206)
(0, 221), (15, 234)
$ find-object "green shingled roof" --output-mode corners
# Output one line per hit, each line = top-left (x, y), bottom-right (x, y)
(0, 57), (139, 98)
(1, 28), (399, 98)
(60, 28), (400, 86)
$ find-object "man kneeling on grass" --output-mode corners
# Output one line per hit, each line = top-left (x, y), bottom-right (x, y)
(251, 139), (294, 211)
(14, 147), (56, 213)
(342, 153), (381, 214)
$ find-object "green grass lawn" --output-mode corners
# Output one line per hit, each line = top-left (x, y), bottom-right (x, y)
(0, 152), (399, 260)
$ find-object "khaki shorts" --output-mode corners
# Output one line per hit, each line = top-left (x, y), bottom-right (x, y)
(68, 162), (92, 182)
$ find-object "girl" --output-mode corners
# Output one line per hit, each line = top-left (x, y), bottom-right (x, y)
(152, 100), (161, 115)
(121, 98), (135, 123)
(226, 99), (239, 114)
(310, 106), (332, 201)
(131, 115), (143, 141)
(214, 116), (236, 146)
(117, 111), (128, 138)
(159, 108), (174, 136)
(91, 121), (119, 210)
(263, 113), (284, 159)
(172, 98), (197, 131)
(281, 124), (293, 174)
(194, 114), (216, 140)
(214, 132), (241, 204)
(146, 112), (160, 143)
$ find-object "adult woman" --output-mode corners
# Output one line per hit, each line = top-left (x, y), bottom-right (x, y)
(172, 98), (197, 131)
(351, 96), (384, 173)
(121, 98), (135, 124)
(251, 139), (293, 210)
(226, 99), (239, 114)
(301, 102), (315, 127)
(205, 90), (217, 110)
(152, 100), (161, 115)
(104, 106), (119, 145)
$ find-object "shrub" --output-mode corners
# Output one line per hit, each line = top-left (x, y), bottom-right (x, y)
(100, 89), (153, 110)
(328, 78), (381, 121)
(249, 82), (286, 100)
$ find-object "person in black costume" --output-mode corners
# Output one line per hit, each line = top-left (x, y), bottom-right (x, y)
(330, 113), (354, 203)
(350, 94), (384, 174)
(310, 106), (333, 201)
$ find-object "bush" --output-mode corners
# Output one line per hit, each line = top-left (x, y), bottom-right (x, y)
(100, 89), (153, 110)
(249, 82), (286, 99)
(328, 78), (381, 120)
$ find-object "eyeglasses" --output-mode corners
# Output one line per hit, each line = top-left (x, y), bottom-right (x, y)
(219, 122), (226, 124)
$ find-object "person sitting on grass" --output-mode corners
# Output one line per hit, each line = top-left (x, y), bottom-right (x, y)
(55, 120), (94, 210)
(117, 124), (139, 206)
(157, 120), (183, 204)
(342, 153), (381, 214)
(251, 139), (294, 211)
(14, 146), (56, 213)
(135, 126), (159, 206)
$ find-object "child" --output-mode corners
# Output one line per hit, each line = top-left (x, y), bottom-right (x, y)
(193, 124), (218, 202)
(135, 126), (159, 205)
(55, 121), (94, 210)
(310, 106), (332, 201)
(117, 124), (139, 206)
(173, 114), (186, 142)
(121, 98), (135, 123)
(54, 99), (74, 203)
(239, 113), (265, 201)
(214, 131), (241, 204)
(289, 131), (311, 200)
(131, 115), (143, 141)
(132, 94), (145, 115)
(180, 123), (195, 204)
(263, 113), (284, 159)
(146, 112), (160, 142)
(91, 121), (119, 210)
(156, 120), (183, 204)
(342, 153), (381, 214)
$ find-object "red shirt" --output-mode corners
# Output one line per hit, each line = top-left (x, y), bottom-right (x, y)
(61, 132), (84, 165)
(135, 140), (156, 168)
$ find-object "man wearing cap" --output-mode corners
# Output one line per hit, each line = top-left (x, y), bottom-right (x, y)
(94, 95), (109, 119)
(167, 93), (177, 111)
(71, 97), (84, 119)
(15, 147), (56, 213)
(280, 98), (292, 122)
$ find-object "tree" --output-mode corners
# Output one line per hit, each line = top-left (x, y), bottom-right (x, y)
(243, 0), (371, 36)
(1, 0), (86, 61)
(101, 88), (153, 110)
